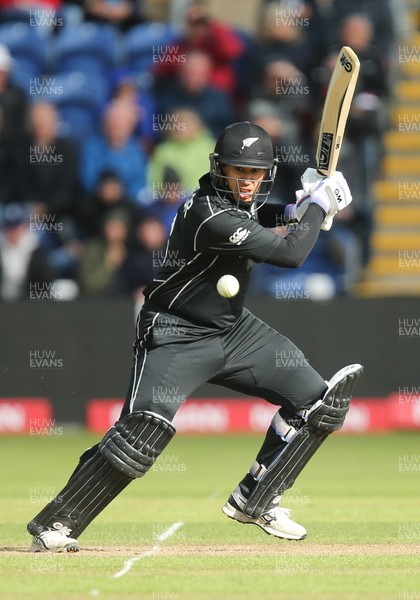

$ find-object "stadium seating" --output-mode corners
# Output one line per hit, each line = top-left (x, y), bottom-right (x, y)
(121, 21), (179, 73)
(358, 22), (420, 296)
(52, 22), (119, 77)
(34, 70), (111, 142)
(0, 22), (49, 89)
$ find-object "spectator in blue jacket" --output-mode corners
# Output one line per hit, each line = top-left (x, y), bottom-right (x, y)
(80, 99), (148, 204)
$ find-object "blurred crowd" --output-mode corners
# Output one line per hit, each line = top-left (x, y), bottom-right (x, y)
(0, 0), (397, 302)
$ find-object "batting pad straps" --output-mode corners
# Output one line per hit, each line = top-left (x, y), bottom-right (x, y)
(250, 460), (267, 481)
(99, 411), (176, 478)
(271, 411), (298, 442)
(248, 412), (297, 483)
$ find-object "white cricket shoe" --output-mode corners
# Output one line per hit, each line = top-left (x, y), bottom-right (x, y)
(222, 486), (306, 540)
(30, 527), (80, 553)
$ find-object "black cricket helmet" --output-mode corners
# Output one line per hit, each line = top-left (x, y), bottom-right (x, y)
(209, 121), (278, 206)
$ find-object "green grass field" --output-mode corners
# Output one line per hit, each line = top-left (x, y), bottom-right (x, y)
(1, 431), (419, 600)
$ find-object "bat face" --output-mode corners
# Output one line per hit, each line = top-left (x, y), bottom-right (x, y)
(316, 46), (360, 177)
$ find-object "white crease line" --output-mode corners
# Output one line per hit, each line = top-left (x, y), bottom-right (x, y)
(111, 521), (184, 579)
(155, 521), (184, 543)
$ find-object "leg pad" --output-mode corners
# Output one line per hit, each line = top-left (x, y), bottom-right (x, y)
(27, 411), (176, 539)
(99, 411), (176, 478)
(244, 364), (363, 518)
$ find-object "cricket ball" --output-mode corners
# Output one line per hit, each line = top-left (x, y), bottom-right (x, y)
(216, 274), (240, 298)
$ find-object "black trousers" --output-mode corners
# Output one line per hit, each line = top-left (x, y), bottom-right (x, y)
(121, 300), (326, 422)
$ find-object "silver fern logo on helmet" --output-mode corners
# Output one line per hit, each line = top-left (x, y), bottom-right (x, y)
(241, 137), (259, 150)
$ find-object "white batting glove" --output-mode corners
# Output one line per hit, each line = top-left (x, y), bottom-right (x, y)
(321, 213), (335, 231)
(301, 167), (351, 231)
(284, 190), (315, 222)
(300, 167), (325, 193)
(284, 168), (325, 222)
(287, 171), (352, 229)
(306, 170), (352, 230)
(287, 190), (334, 229)
(311, 171), (352, 226)
(284, 196), (306, 222)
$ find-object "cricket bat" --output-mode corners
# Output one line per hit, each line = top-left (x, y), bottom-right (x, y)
(316, 46), (360, 177)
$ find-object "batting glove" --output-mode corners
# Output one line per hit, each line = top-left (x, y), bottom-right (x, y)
(284, 172), (326, 221)
(284, 190), (317, 222)
(300, 167), (325, 193)
(310, 172), (352, 210)
(287, 171), (352, 230)
(287, 196), (334, 229)
(284, 168), (325, 222)
(312, 171), (352, 230)
(285, 167), (332, 223)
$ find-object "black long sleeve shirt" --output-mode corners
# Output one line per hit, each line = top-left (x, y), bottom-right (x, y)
(143, 173), (324, 328)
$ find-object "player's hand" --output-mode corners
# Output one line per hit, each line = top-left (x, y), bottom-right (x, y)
(312, 171), (353, 230)
(288, 171), (352, 229)
(301, 168), (352, 210)
(310, 172), (352, 211)
(300, 167), (325, 193)
(284, 191), (313, 222)
(284, 168), (325, 222)
(284, 173), (324, 221)
(320, 213), (334, 231)
(296, 167), (352, 231)
(307, 171), (352, 230)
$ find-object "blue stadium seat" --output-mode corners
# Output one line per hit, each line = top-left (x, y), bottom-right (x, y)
(52, 22), (119, 76)
(10, 59), (42, 91)
(121, 22), (179, 73)
(57, 104), (100, 142)
(0, 22), (49, 80)
(32, 71), (111, 142)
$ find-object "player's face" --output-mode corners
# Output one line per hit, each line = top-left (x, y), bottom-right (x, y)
(223, 164), (266, 203)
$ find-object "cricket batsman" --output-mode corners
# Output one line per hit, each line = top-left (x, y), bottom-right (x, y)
(27, 122), (363, 552)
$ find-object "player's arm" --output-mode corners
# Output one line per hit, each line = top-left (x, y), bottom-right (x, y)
(262, 171), (352, 265)
(264, 204), (324, 267)
(194, 203), (326, 268)
(256, 201), (289, 228)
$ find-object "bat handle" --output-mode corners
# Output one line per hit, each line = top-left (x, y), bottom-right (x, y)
(317, 169), (329, 178)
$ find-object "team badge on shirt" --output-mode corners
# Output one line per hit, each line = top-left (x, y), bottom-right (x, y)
(229, 226), (251, 245)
